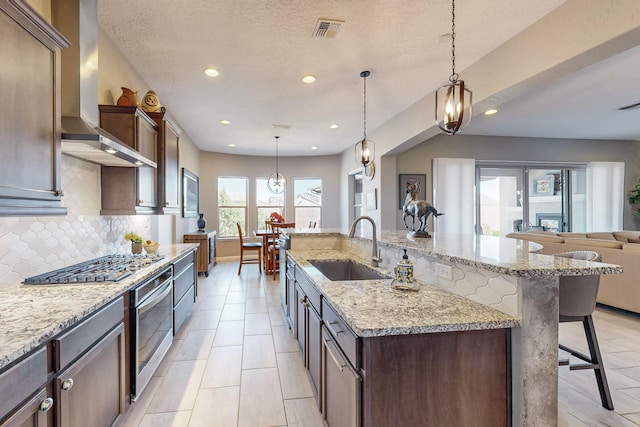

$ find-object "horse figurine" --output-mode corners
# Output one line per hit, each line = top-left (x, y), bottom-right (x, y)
(402, 182), (443, 236)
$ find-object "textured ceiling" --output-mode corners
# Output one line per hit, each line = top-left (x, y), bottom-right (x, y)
(98, 0), (565, 156)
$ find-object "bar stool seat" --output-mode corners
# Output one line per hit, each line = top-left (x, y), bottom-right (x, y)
(236, 222), (262, 275)
(553, 250), (614, 410)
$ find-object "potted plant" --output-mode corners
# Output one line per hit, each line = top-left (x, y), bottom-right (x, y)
(125, 232), (143, 254)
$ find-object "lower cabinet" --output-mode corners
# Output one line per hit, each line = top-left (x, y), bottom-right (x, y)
(295, 268), (322, 406)
(173, 249), (197, 334)
(52, 297), (126, 427)
(0, 348), (52, 427)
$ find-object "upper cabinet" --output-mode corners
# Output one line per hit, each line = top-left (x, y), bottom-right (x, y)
(147, 111), (180, 214)
(0, 0), (70, 216)
(98, 105), (158, 215)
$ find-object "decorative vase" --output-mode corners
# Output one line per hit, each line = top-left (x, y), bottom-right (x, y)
(197, 213), (207, 231)
(140, 90), (163, 113)
(116, 87), (139, 107)
(131, 242), (142, 254)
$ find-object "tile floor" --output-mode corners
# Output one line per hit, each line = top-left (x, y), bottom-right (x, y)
(119, 258), (640, 427)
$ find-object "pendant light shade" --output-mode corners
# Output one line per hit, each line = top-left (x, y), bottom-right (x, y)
(435, 0), (472, 135)
(268, 136), (286, 194)
(356, 70), (375, 167)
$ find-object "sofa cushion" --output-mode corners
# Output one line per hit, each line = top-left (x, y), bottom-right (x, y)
(623, 243), (640, 251)
(612, 231), (640, 243)
(557, 232), (588, 239)
(564, 238), (624, 249)
(585, 232), (616, 240)
(627, 237), (640, 244)
(506, 232), (565, 243)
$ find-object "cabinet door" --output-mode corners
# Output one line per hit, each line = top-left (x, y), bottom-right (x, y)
(286, 272), (296, 330)
(308, 306), (322, 407)
(136, 116), (157, 208)
(0, 1), (68, 216)
(55, 324), (125, 427)
(0, 388), (52, 427)
(163, 121), (180, 210)
(295, 285), (306, 357)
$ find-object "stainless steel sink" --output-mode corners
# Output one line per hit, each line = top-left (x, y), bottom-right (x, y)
(308, 259), (389, 281)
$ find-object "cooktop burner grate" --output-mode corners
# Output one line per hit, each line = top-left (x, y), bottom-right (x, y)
(24, 253), (165, 285)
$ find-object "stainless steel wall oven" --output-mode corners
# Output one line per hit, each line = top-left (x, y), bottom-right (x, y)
(130, 266), (173, 401)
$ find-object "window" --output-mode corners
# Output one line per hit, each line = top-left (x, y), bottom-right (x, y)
(294, 178), (322, 228)
(218, 177), (247, 237)
(256, 177), (285, 229)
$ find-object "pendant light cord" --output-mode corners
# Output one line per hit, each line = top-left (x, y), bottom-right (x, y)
(275, 136), (280, 181)
(363, 74), (367, 141)
(449, 0), (458, 83)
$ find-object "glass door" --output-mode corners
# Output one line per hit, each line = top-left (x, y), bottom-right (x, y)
(528, 169), (566, 232)
(477, 167), (524, 236)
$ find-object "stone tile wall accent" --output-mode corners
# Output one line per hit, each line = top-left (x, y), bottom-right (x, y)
(0, 156), (151, 285)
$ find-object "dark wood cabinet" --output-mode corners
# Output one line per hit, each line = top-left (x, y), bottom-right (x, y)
(0, 347), (52, 427)
(147, 111), (180, 214)
(183, 231), (216, 276)
(98, 105), (158, 214)
(0, 0), (69, 216)
(52, 297), (126, 427)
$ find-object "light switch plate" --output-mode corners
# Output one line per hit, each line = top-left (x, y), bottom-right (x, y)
(435, 263), (453, 280)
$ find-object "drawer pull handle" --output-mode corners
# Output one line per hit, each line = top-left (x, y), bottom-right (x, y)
(325, 337), (348, 372)
(61, 378), (74, 391)
(329, 321), (344, 335)
(39, 397), (54, 412)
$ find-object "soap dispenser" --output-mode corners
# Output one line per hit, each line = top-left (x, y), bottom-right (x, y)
(393, 249), (419, 291)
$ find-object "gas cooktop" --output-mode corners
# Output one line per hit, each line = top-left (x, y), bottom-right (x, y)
(23, 253), (165, 285)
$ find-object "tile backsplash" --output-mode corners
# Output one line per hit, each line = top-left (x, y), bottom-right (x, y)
(0, 156), (151, 285)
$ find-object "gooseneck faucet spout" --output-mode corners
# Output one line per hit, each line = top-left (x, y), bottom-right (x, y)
(348, 215), (382, 267)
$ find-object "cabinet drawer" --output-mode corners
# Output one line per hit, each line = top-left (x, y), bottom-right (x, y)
(322, 300), (359, 369)
(0, 347), (48, 420)
(53, 297), (124, 370)
(296, 268), (321, 314)
(174, 262), (195, 303)
(173, 251), (194, 276)
(287, 256), (295, 278)
(174, 285), (195, 334)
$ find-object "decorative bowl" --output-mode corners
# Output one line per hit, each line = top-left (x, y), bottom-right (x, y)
(143, 242), (160, 253)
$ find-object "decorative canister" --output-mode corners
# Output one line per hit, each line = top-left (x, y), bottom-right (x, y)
(140, 90), (163, 113)
(392, 249), (419, 291)
(197, 213), (207, 231)
(131, 242), (143, 254)
(116, 87), (139, 107)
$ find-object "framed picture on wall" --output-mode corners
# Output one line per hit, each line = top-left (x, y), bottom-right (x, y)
(399, 174), (427, 208)
(182, 168), (199, 217)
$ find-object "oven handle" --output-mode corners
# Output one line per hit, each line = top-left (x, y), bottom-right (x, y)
(137, 280), (172, 312)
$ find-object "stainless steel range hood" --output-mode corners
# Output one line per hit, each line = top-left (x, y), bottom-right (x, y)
(53, 0), (155, 168)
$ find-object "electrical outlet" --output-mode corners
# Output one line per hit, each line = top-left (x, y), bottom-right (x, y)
(435, 263), (453, 280)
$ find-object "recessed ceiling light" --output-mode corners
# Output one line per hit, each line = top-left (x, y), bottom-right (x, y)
(302, 74), (316, 84)
(484, 109), (498, 115)
(134, 161), (143, 166)
(204, 68), (219, 77)
(105, 148), (117, 154)
(329, 124), (339, 129)
(220, 119), (230, 125)
(311, 146), (318, 150)
(228, 144), (236, 148)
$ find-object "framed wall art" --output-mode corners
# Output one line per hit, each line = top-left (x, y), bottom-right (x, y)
(182, 168), (199, 217)
(399, 174), (427, 208)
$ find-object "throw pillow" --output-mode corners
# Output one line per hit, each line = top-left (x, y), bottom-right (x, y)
(628, 237), (640, 244)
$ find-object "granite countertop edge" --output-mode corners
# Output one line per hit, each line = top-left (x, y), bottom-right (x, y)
(0, 243), (198, 371)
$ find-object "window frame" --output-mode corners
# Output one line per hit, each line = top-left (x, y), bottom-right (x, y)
(217, 176), (248, 238)
(293, 177), (323, 228)
(255, 177), (286, 230)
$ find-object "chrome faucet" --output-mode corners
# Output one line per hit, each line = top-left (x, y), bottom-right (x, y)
(348, 215), (382, 267)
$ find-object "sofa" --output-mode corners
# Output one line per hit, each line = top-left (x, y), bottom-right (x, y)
(506, 230), (640, 314)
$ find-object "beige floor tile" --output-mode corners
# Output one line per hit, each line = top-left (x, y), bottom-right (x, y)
(277, 352), (313, 399)
(154, 338), (184, 378)
(138, 411), (192, 427)
(272, 325), (298, 353)
(238, 368), (286, 427)
(244, 313), (271, 335)
(245, 298), (268, 314)
(221, 303), (246, 321)
(189, 387), (240, 427)
(174, 329), (216, 361)
(147, 360), (207, 413)
(242, 335), (277, 369)
(119, 376), (162, 427)
(198, 295), (226, 310)
(245, 287), (265, 299)
(268, 307), (286, 327)
(284, 398), (324, 427)
(226, 291), (247, 304)
(624, 413), (640, 424)
(190, 309), (222, 330)
(213, 320), (245, 347)
(209, 285), (231, 296)
(202, 346), (243, 388)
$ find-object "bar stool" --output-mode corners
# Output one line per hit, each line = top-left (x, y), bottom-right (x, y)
(553, 250), (614, 410)
(236, 222), (262, 275)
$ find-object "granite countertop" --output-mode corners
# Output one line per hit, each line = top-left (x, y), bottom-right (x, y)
(288, 249), (521, 337)
(0, 243), (198, 371)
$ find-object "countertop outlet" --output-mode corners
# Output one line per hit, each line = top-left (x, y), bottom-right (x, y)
(436, 263), (452, 280)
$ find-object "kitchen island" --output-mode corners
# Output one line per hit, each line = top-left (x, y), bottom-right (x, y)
(283, 229), (622, 427)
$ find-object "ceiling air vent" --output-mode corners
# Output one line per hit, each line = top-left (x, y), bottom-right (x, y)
(272, 124), (293, 130)
(312, 19), (344, 38)
(619, 101), (640, 111)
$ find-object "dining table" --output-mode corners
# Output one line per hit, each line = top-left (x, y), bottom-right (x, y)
(254, 222), (295, 272)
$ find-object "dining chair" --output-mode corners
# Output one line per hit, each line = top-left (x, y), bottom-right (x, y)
(553, 250), (614, 410)
(236, 222), (262, 275)
(266, 222), (296, 279)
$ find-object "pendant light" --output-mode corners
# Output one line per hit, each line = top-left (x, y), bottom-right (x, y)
(268, 136), (286, 194)
(355, 70), (374, 167)
(435, 0), (472, 135)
